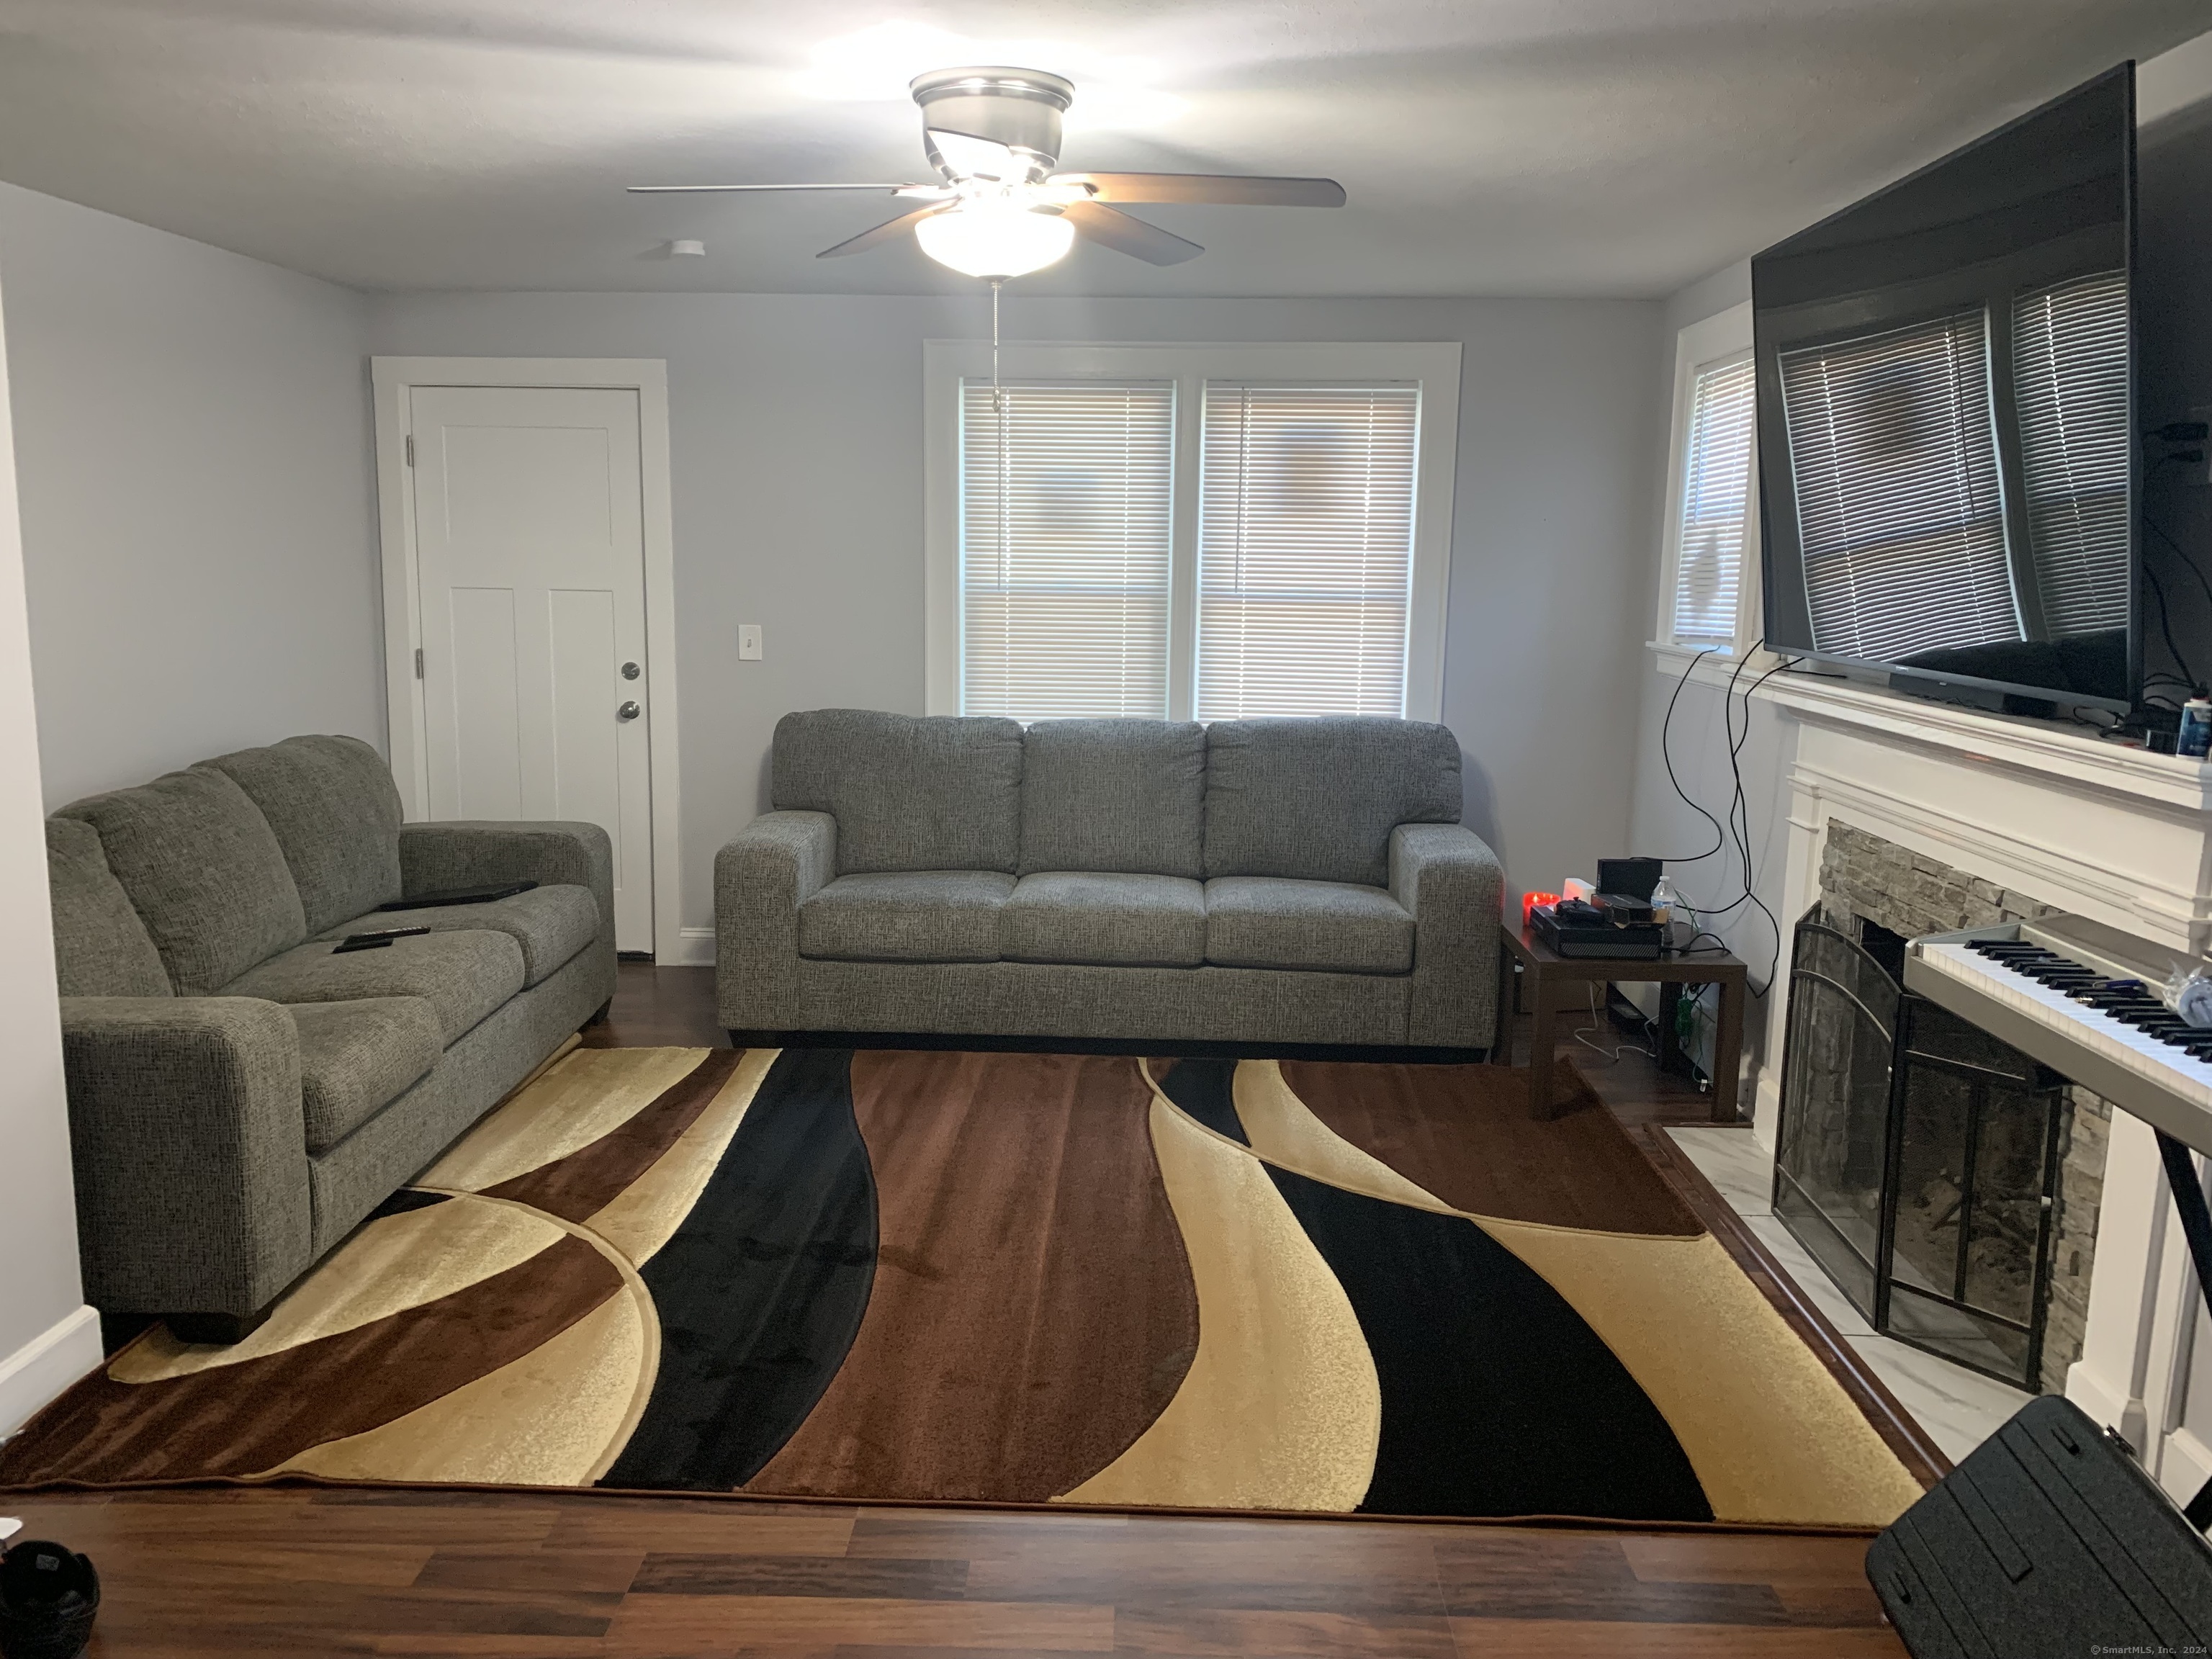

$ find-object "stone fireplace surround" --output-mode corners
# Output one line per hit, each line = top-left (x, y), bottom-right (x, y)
(1813, 819), (2106, 1396)
(1750, 668), (2212, 1501)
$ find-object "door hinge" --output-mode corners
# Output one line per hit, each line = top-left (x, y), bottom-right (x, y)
(404, 433), (415, 467)
(413, 647), (424, 680)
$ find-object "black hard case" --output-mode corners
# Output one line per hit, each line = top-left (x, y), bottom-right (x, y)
(1867, 1394), (2212, 1657)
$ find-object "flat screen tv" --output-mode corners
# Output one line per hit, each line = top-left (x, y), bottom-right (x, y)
(1755, 64), (2137, 713)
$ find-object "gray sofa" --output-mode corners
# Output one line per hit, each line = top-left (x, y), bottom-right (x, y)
(716, 711), (1503, 1050)
(46, 734), (617, 1340)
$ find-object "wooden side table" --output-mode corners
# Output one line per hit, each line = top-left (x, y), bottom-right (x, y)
(1493, 922), (1748, 1123)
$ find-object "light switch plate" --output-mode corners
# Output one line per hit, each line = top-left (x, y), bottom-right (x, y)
(738, 624), (763, 660)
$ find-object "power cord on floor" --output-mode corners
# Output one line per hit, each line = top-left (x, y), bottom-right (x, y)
(1567, 983), (1659, 1066)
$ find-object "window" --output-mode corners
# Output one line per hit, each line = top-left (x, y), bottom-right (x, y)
(1669, 356), (1756, 648)
(1196, 385), (1419, 719)
(926, 342), (1459, 722)
(2011, 269), (2131, 637)
(959, 381), (1174, 719)
(1657, 303), (1758, 656)
(1778, 309), (2018, 662)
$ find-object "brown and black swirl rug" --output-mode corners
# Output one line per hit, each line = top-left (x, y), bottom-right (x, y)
(0, 1046), (1925, 1527)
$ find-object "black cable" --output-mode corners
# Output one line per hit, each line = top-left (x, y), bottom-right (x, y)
(1654, 647), (1728, 865)
(2145, 562), (2202, 689)
(2147, 516), (2212, 616)
(1725, 646), (1800, 997)
(2141, 517), (2212, 695)
(1662, 642), (1800, 997)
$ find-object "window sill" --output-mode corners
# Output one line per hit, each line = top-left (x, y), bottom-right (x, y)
(1646, 639), (1755, 689)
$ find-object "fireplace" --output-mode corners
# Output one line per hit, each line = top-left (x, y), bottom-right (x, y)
(1771, 808), (2106, 1395)
(1776, 903), (2068, 1390)
(1752, 670), (2203, 1472)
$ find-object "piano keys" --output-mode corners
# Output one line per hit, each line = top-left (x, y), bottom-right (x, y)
(1905, 913), (2212, 1159)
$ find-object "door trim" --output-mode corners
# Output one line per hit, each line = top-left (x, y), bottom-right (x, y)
(370, 356), (683, 963)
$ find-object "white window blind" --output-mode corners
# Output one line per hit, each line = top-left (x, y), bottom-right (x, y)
(1195, 383), (1419, 719)
(959, 379), (1174, 719)
(1671, 355), (1756, 647)
(2012, 269), (2131, 637)
(1779, 309), (2021, 662)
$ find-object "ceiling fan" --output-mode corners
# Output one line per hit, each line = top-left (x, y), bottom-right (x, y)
(629, 66), (1345, 279)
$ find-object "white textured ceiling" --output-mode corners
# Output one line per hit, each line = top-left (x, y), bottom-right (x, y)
(0, 1), (2203, 297)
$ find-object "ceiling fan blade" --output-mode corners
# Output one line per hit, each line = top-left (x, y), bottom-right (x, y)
(926, 128), (1024, 181)
(816, 204), (948, 259)
(1060, 201), (1203, 266)
(627, 183), (925, 194)
(1051, 172), (1346, 208)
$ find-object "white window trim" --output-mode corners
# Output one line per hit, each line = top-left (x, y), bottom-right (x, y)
(1651, 302), (1759, 685)
(922, 340), (1461, 722)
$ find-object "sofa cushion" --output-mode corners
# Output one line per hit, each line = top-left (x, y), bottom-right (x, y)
(289, 997), (443, 1154)
(204, 735), (403, 935)
(1018, 720), (1205, 879)
(318, 885), (598, 989)
(221, 930), (524, 1045)
(773, 709), (1024, 875)
(1202, 717), (1462, 886)
(45, 818), (172, 998)
(798, 871), (1014, 963)
(1205, 876), (1416, 974)
(58, 768), (307, 996)
(1002, 872), (1207, 967)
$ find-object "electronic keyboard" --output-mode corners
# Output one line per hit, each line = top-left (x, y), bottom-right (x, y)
(1906, 914), (2212, 1158)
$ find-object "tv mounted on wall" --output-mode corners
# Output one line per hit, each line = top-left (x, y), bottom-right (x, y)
(1755, 64), (2137, 714)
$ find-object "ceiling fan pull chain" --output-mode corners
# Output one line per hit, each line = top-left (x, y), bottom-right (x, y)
(993, 277), (1012, 608)
(991, 276), (1004, 413)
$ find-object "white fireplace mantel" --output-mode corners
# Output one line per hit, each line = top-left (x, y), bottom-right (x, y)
(1748, 668), (2212, 1493)
(1759, 672), (2212, 956)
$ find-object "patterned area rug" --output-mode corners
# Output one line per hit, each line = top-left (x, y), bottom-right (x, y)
(0, 1046), (1925, 1526)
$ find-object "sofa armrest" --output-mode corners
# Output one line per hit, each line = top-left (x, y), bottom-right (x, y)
(1389, 822), (1506, 1050)
(715, 811), (836, 1030)
(60, 995), (311, 1318)
(399, 821), (615, 945)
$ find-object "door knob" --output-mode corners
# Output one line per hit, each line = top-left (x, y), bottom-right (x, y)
(621, 661), (641, 680)
(617, 701), (642, 721)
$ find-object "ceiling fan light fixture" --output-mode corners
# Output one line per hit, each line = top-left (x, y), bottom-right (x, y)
(914, 199), (1074, 279)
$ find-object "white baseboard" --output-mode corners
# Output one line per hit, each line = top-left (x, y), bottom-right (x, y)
(664, 927), (715, 968)
(2066, 1357), (2142, 1450)
(2162, 1424), (2212, 1506)
(1752, 1068), (1782, 1151)
(0, 1305), (101, 1438)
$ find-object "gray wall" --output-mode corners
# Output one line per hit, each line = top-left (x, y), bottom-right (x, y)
(367, 292), (1665, 948)
(0, 181), (383, 808)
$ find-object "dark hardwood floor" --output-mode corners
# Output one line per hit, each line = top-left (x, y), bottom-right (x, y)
(9, 964), (1908, 1657)
(580, 960), (725, 1049)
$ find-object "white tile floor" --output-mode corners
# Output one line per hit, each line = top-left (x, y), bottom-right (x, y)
(1668, 1125), (2033, 1466)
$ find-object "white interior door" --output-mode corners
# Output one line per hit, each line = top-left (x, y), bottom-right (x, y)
(408, 384), (654, 952)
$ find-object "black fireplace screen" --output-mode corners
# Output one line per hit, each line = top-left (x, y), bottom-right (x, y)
(1774, 917), (1899, 1318)
(1773, 907), (2064, 1390)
